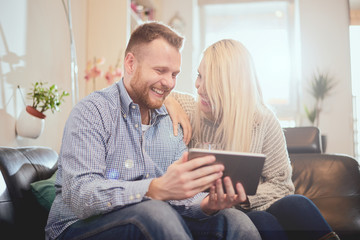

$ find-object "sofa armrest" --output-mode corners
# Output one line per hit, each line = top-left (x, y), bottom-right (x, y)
(0, 146), (58, 239)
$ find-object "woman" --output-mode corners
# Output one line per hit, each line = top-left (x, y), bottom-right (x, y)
(166, 39), (339, 240)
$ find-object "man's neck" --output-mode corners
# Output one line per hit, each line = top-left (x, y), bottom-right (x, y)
(140, 108), (151, 125)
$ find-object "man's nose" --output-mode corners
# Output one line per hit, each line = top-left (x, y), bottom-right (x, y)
(161, 74), (175, 89)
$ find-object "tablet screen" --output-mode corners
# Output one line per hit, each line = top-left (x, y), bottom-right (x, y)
(188, 148), (265, 195)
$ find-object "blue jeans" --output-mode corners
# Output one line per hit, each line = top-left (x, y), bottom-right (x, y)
(247, 194), (333, 240)
(247, 211), (288, 240)
(58, 199), (261, 240)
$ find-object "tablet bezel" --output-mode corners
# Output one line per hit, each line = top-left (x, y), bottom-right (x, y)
(188, 148), (265, 195)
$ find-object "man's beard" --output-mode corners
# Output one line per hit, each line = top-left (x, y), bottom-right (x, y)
(130, 66), (169, 110)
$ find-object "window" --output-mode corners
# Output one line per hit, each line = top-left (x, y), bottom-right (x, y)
(350, 25), (360, 161)
(199, 0), (298, 122)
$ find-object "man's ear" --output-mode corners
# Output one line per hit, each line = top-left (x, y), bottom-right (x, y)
(124, 52), (137, 75)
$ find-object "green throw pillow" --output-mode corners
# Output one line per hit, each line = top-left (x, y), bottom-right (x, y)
(31, 171), (57, 211)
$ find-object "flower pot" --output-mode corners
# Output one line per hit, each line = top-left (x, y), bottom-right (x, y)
(16, 106), (46, 139)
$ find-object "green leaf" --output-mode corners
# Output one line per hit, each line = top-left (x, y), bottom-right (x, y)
(27, 81), (69, 114)
(304, 105), (316, 124)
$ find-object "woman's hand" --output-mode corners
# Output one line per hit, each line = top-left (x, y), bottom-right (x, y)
(164, 95), (192, 144)
(200, 177), (248, 215)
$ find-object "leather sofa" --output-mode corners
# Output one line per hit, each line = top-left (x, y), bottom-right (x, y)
(284, 126), (360, 240)
(0, 147), (57, 240)
(0, 127), (359, 239)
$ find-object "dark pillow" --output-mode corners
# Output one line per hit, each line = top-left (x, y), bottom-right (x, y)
(30, 171), (57, 211)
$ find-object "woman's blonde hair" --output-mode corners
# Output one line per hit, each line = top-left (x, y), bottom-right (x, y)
(193, 39), (265, 152)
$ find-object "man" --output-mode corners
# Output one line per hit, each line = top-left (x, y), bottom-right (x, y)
(46, 22), (260, 240)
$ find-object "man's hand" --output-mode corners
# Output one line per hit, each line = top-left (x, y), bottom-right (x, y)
(146, 152), (224, 200)
(164, 95), (192, 145)
(200, 177), (248, 215)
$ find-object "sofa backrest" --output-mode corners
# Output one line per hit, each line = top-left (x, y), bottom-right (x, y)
(0, 147), (58, 239)
(283, 126), (322, 154)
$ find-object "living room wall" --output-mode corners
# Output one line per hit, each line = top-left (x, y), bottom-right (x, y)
(0, 0), (87, 152)
(297, 0), (353, 155)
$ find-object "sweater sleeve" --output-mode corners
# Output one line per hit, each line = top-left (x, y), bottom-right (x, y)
(241, 110), (295, 211)
(170, 91), (197, 118)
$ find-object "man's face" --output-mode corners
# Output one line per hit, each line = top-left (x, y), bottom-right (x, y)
(126, 38), (181, 110)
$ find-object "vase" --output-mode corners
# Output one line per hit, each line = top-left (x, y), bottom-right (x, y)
(16, 106), (46, 139)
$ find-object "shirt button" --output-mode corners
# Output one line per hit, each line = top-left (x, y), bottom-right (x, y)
(132, 105), (136, 109)
(125, 159), (134, 169)
(123, 114), (126, 118)
(107, 202), (112, 207)
(129, 195), (134, 200)
(136, 194), (141, 199)
(146, 174), (149, 178)
(135, 123), (139, 128)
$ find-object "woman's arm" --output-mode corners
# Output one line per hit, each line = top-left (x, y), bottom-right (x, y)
(165, 91), (197, 145)
(240, 110), (295, 211)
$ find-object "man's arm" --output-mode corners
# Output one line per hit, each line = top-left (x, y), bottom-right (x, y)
(60, 98), (153, 219)
(146, 152), (224, 200)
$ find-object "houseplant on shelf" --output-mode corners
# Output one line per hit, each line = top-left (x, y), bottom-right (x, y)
(304, 71), (337, 152)
(16, 82), (69, 139)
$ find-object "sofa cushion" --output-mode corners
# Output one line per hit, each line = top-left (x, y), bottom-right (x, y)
(31, 171), (57, 211)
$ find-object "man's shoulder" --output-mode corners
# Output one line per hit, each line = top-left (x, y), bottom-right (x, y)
(80, 84), (119, 107)
(72, 84), (121, 119)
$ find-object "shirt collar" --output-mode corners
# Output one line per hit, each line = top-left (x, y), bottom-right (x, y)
(117, 79), (168, 118)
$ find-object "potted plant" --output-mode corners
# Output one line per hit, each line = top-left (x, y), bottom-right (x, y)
(304, 71), (337, 152)
(16, 82), (69, 138)
(26, 82), (69, 118)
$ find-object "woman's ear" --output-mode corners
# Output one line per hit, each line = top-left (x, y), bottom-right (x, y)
(124, 52), (136, 75)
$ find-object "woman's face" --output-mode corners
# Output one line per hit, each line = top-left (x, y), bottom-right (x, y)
(195, 59), (212, 117)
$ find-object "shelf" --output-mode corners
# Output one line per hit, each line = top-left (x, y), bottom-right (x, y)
(130, 8), (143, 30)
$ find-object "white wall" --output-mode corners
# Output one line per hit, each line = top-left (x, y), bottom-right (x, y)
(159, 0), (199, 95)
(0, 0), (87, 153)
(298, 0), (353, 155)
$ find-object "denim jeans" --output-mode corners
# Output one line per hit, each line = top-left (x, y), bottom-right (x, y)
(58, 199), (261, 240)
(247, 194), (333, 240)
(247, 211), (289, 240)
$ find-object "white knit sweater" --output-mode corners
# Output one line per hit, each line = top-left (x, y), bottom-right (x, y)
(171, 92), (295, 211)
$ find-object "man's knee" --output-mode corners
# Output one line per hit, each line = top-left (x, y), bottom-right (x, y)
(218, 208), (261, 239)
(130, 200), (189, 231)
(220, 208), (253, 224)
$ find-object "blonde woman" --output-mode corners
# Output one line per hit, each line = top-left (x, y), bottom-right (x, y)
(166, 39), (339, 240)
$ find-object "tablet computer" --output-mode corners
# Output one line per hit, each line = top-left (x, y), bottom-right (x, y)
(188, 148), (266, 195)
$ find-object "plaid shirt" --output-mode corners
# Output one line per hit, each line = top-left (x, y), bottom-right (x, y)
(46, 80), (209, 240)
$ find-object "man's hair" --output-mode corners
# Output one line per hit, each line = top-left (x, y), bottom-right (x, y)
(125, 21), (184, 56)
